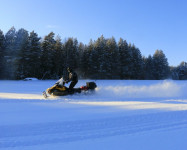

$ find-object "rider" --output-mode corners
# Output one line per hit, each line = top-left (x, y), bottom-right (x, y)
(66, 67), (78, 91)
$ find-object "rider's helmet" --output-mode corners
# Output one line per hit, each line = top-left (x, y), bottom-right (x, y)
(67, 67), (73, 73)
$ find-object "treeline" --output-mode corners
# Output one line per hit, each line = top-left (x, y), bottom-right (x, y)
(0, 27), (186, 80)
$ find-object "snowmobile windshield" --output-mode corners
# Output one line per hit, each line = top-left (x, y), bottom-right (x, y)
(55, 77), (64, 86)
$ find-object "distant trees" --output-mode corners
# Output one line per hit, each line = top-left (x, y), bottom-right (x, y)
(0, 27), (186, 80)
(178, 62), (187, 80)
(142, 50), (170, 80)
(0, 30), (5, 79)
(171, 61), (187, 80)
(16, 30), (41, 79)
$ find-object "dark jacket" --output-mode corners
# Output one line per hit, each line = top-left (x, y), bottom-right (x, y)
(68, 71), (78, 82)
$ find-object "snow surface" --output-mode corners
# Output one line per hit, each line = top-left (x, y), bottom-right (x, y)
(0, 80), (187, 150)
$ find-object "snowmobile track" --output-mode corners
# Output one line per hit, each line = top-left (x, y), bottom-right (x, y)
(1, 111), (187, 148)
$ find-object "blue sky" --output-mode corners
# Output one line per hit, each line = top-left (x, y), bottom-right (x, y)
(0, 0), (186, 66)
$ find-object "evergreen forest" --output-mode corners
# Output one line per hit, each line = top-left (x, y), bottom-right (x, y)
(0, 27), (186, 80)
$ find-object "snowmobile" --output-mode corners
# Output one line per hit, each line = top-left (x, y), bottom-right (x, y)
(43, 78), (97, 98)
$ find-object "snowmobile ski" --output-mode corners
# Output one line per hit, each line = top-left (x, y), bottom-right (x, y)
(43, 91), (48, 99)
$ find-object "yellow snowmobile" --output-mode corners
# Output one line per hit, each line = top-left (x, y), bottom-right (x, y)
(43, 78), (97, 98)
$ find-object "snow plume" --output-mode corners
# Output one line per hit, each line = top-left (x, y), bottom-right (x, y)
(96, 80), (183, 99)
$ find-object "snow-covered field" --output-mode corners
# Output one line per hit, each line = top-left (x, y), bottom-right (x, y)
(0, 80), (187, 150)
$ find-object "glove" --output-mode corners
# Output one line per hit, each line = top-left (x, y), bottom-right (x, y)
(55, 81), (59, 84)
(64, 78), (68, 83)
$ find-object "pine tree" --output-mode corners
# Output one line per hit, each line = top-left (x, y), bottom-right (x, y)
(4, 27), (17, 79)
(178, 61), (187, 80)
(40, 32), (56, 79)
(118, 38), (132, 79)
(86, 40), (97, 78)
(143, 55), (154, 79)
(15, 28), (28, 52)
(0, 30), (5, 79)
(106, 37), (119, 79)
(52, 35), (64, 78)
(78, 42), (88, 78)
(15, 29), (30, 79)
(94, 35), (107, 79)
(64, 38), (79, 71)
(170, 66), (178, 80)
(152, 50), (169, 79)
(130, 44), (143, 79)
(27, 31), (41, 78)
(5, 27), (16, 56)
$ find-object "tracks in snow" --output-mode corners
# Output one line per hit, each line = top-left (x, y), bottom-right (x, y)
(1, 111), (187, 148)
